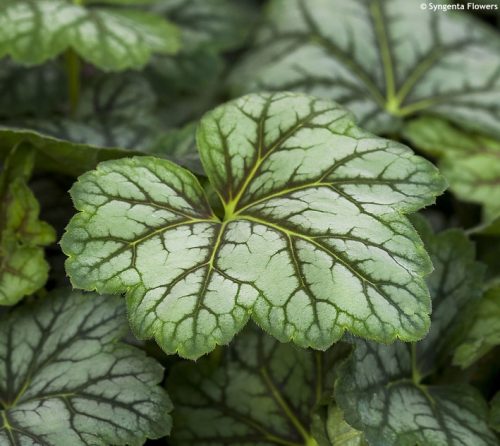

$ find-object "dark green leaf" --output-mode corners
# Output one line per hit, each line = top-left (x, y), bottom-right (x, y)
(0, 61), (64, 118)
(453, 285), (500, 368)
(157, 0), (256, 53)
(231, 0), (500, 137)
(0, 0), (180, 70)
(491, 392), (500, 433)
(311, 405), (366, 446)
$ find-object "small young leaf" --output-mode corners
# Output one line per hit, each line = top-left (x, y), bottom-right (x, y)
(453, 285), (500, 368)
(335, 221), (495, 446)
(231, 0), (500, 137)
(0, 145), (55, 305)
(62, 92), (445, 359)
(0, 0), (180, 70)
(168, 326), (342, 445)
(404, 117), (500, 220)
(311, 405), (366, 446)
(0, 289), (172, 445)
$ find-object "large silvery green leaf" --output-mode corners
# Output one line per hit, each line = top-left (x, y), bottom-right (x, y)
(0, 289), (172, 445)
(61, 92), (445, 359)
(168, 326), (344, 445)
(0, 128), (141, 177)
(335, 221), (495, 446)
(0, 145), (55, 306)
(0, 0), (180, 70)
(230, 0), (500, 137)
(453, 285), (500, 368)
(404, 117), (500, 220)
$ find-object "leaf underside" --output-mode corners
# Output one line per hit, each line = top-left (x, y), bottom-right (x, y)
(0, 289), (172, 445)
(62, 92), (445, 359)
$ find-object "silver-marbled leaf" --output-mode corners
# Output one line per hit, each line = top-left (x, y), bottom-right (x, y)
(62, 92), (446, 359)
(0, 0), (180, 70)
(335, 220), (495, 446)
(231, 0), (500, 137)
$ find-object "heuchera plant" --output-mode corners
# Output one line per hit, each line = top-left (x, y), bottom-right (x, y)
(0, 1), (499, 445)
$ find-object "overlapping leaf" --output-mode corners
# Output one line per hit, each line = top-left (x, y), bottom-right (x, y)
(14, 73), (163, 152)
(0, 145), (55, 306)
(231, 0), (500, 137)
(453, 285), (500, 368)
(144, 49), (225, 133)
(147, 122), (202, 174)
(335, 220), (495, 446)
(0, 289), (172, 445)
(311, 405), (366, 446)
(404, 117), (500, 220)
(62, 92), (445, 359)
(491, 392), (500, 433)
(168, 326), (343, 445)
(0, 61), (64, 118)
(0, 0), (180, 70)
(0, 128), (140, 177)
(156, 0), (256, 53)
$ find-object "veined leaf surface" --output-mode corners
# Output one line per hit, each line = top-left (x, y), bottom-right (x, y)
(0, 128), (141, 177)
(13, 73), (163, 153)
(0, 289), (172, 445)
(62, 92), (445, 359)
(168, 326), (344, 445)
(0, 0), (180, 70)
(311, 405), (366, 446)
(491, 392), (500, 433)
(453, 285), (500, 368)
(0, 145), (55, 305)
(156, 0), (256, 53)
(231, 0), (500, 137)
(335, 220), (495, 446)
(404, 117), (500, 219)
(0, 61), (64, 118)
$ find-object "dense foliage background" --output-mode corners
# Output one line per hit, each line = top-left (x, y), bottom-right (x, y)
(0, 0), (499, 445)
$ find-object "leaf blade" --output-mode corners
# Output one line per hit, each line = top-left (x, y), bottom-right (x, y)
(0, 289), (172, 445)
